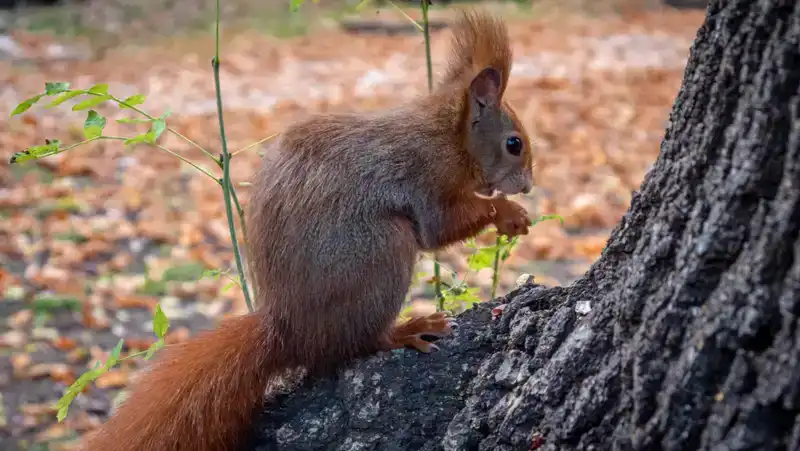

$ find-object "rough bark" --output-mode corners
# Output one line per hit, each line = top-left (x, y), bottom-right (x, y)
(249, 0), (800, 449)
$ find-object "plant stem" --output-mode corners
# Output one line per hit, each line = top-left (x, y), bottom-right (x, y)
(212, 0), (255, 313)
(490, 236), (502, 299)
(87, 91), (219, 163)
(31, 135), (219, 181)
(230, 186), (248, 249)
(231, 132), (278, 157)
(420, 0), (434, 92)
(151, 144), (217, 181)
(418, 0), (441, 309)
(386, 0), (424, 32)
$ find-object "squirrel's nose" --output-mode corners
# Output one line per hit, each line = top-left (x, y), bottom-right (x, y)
(521, 180), (533, 194)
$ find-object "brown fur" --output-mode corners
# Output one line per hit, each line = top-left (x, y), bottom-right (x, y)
(83, 9), (533, 451)
(441, 10), (513, 97)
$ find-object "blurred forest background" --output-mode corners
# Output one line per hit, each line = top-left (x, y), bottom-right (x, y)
(0, 0), (707, 449)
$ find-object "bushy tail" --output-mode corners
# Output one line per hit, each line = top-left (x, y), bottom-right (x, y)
(85, 312), (275, 451)
(440, 9), (512, 95)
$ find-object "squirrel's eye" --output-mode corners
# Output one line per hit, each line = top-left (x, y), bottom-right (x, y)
(505, 136), (522, 156)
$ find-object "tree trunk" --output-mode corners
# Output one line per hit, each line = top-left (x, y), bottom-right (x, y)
(247, 0), (800, 449)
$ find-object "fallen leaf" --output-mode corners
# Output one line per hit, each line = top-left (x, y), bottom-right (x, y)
(25, 363), (72, 380)
(113, 295), (158, 310)
(124, 337), (155, 351)
(51, 336), (78, 351)
(95, 369), (130, 389)
(66, 348), (90, 364)
(0, 331), (26, 348)
(20, 403), (58, 416)
(165, 327), (191, 345)
(10, 353), (32, 375)
(35, 422), (73, 442)
(7, 309), (33, 328)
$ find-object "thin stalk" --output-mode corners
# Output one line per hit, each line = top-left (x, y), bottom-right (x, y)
(87, 91), (219, 163)
(151, 143), (217, 181)
(420, 0), (434, 91)
(386, 0), (424, 32)
(212, 0), (255, 313)
(230, 186), (248, 249)
(418, 0), (441, 309)
(34, 135), (218, 181)
(490, 237), (501, 299)
(231, 132), (278, 157)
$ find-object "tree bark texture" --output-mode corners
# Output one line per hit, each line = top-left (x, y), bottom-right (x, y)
(249, 0), (800, 449)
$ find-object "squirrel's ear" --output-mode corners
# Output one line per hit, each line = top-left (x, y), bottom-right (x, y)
(469, 67), (502, 107)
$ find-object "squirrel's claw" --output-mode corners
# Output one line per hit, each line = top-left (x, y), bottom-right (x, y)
(381, 311), (455, 353)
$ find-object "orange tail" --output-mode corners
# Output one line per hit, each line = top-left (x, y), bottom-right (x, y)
(85, 312), (276, 451)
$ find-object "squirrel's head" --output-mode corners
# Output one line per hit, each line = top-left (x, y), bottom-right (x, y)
(463, 67), (533, 199)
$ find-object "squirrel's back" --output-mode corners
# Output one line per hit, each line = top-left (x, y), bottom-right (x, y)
(245, 110), (436, 366)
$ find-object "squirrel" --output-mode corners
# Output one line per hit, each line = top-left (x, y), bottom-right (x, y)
(84, 9), (534, 451)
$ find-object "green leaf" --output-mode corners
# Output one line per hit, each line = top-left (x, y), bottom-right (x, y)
(120, 94), (145, 109)
(152, 304), (170, 339)
(32, 295), (82, 314)
(45, 82), (70, 95)
(467, 248), (496, 271)
(531, 214), (564, 227)
(11, 94), (44, 116)
(47, 90), (83, 108)
(354, 0), (372, 11)
(55, 365), (105, 422)
(124, 133), (152, 146)
(289, 0), (304, 11)
(221, 281), (235, 293)
(452, 287), (482, 306)
(398, 304), (415, 320)
(88, 83), (109, 95)
(500, 236), (520, 262)
(10, 139), (62, 164)
(162, 262), (206, 282)
(160, 109), (172, 119)
(72, 94), (111, 111)
(149, 119), (167, 142)
(123, 118), (167, 145)
(144, 338), (165, 360)
(441, 284), (482, 313)
(201, 268), (222, 280)
(105, 339), (125, 368)
(55, 394), (75, 422)
(116, 117), (152, 124)
(83, 110), (106, 139)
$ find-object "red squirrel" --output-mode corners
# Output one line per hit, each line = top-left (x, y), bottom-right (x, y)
(84, 9), (534, 451)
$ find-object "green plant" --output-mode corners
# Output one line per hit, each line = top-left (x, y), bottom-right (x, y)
(9, 0), (258, 421)
(53, 304), (170, 421)
(10, 80), (254, 310)
(427, 214), (564, 315)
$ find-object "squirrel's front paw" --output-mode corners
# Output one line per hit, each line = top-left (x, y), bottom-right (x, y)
(493, 199), (530, 238)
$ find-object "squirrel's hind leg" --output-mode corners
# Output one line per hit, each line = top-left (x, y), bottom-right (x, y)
(380, 312), (456, 353)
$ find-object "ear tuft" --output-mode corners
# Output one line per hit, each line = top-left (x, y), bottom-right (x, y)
(469, 67), (502, 107)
